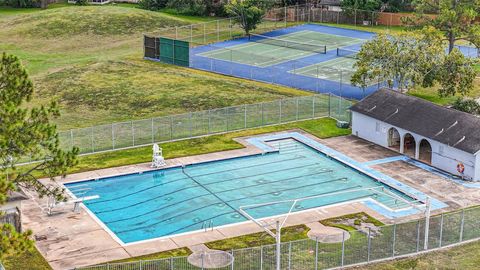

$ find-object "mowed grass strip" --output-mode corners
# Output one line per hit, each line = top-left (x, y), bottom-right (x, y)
(66, 117), (350, 174)
(0, 5), (310, 129)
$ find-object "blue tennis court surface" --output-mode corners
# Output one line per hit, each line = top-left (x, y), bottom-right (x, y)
(191, 24), (379, 99)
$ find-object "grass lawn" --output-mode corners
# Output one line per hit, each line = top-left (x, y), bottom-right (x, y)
(354, 240), (480, 270)
(0, 4), (309, 129)
(107, 247), (192, 264)
(3, 247), (52, 270)
(205, 225), (311, 250)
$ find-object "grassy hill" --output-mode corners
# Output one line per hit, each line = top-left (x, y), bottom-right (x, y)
(0, 5), (309, 129)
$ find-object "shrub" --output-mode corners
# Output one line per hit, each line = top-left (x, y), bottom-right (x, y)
(451, 98), (480, 115)
(166, 0), (207, 16)
(5, 0), (39, 8)
(138, 0), (168, 11)
(75, 0), (88, 5)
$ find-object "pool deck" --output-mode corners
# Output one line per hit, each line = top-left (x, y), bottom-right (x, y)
(21, 131), (480, 269)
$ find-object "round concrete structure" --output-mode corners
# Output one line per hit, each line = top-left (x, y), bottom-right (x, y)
(187, 250), (234, 269)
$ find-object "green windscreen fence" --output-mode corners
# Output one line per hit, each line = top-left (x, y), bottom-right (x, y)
(144, 35), (189, 67)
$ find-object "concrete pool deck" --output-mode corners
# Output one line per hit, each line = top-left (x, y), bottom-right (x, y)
(21, 131), (480, 269)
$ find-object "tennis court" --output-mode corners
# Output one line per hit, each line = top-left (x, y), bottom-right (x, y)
(198, 29), (365, 67)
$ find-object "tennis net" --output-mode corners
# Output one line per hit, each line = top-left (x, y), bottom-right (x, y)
(250, 34), (327, 54)
(336, 48), (359, 59)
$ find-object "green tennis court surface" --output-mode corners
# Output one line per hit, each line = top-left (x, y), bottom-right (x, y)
(291, 56), (374, 85)
(198, 30), (364, 67)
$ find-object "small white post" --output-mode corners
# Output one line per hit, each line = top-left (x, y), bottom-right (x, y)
(424, 196), (431, 250)
(276, 221), (281, 270)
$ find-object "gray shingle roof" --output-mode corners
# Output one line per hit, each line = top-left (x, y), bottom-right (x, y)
(350, 89), (480, 155)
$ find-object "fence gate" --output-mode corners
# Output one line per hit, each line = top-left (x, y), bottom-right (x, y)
(144, 36), (189, 67)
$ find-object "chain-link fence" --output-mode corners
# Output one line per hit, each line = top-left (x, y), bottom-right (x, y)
(50, 94), (351, 157)
(75, 205), (480, 270)
(0, 208), (22, 233)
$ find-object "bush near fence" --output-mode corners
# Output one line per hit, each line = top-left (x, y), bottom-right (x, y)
(75, 205), (480, 270)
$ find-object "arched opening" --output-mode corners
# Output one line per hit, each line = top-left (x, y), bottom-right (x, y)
(403, 133), (416, 157)
(387, 127), (401, 152)
(419, 139), (432, 164)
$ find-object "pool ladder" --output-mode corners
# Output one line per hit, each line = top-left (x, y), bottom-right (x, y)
(202, 220), (214, 232)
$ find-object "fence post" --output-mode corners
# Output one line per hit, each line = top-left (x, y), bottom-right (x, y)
(341, 231), (345, 266)
(132, 121), (135, 146)
(189, 113), (193, 136)
(111, 124), (115, 150)
(416, 220), (420, 252)
(70, 129), (74, 149)
(170, 257), (174, 270)
(284, 5), (287, 27)
(367, 227), (371, 262)
(151, 118), (154, 143)
(260, 246), (263, 270)
(216, 20), (220, 41)
(312, 95), (315, 118)
(288, 242), (292, 270)
(261, 103), (264, 126)
(91, 127), (94, 153)
(392, 223), (396, 257)
(229, 18), (232, 40)
(244, 104), (247, 129)
(225, 108), (229, 132)
(139, 260), (143, 270)
(208, 110), (211, 134)
(439, 213), (444, 247)
(314, 237), (319, 270)
(190, 25), (193, 42)
(295, 97), (299, 120)
(424, 196), (431, 250)
(203, 23), (206, 43)
(170, 116), (174, 140)
(328, 93), (331, 117)
(279, 100), (282, 123)
(175, 26), (178, 39)
(460, 209), (465, 242)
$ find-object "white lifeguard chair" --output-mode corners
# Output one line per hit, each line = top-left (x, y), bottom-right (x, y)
(152, 143), (166, 168)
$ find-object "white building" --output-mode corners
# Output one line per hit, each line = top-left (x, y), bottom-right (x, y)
(350, 89), (480, 181)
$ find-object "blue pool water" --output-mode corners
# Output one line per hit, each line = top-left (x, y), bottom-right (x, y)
(66, 139), (419, 244)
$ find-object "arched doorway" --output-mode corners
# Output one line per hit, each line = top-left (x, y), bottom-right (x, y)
(403, 133), (416, 157)
(419, 139), (432, 164)
(387, 127), (401, 152)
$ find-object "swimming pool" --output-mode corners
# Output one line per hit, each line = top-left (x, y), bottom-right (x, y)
(65, 138), (420, 244)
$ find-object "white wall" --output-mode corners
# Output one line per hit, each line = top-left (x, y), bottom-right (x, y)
(352, 112), (479, 181)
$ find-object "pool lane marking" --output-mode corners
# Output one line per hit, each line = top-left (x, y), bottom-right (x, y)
(94, 184), (201, 214)
(90, 153), (306, 205)
(104, 174), (348, 226)
(104, 193), (213, 224)
(214, 170), (337, 194)
(201, 163), (323, 186)
(160, 185), (373, 238)
(187, 153), (307, 178)
(181, 167), (241, 217)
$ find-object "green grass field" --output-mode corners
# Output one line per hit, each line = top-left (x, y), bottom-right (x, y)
(0, 4), (309, 129)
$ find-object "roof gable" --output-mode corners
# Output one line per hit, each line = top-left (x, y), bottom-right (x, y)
(350, 89), (480, 155)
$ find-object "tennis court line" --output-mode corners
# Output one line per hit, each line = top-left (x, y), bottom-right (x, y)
(198, 30), (315, 57)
